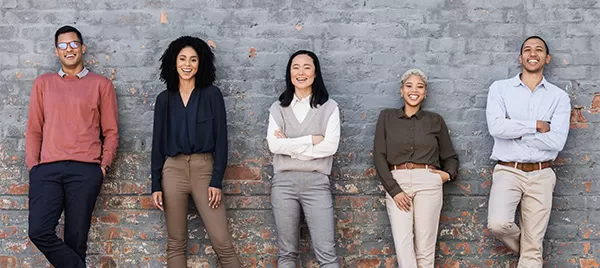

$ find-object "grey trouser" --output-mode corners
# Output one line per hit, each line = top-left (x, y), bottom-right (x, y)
(271, 171), (339, 268)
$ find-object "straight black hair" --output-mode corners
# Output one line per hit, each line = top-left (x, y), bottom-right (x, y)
(279, 50), (329, 108)
(520, 36), (550, 55)
(54, 25), (83, 44)
(159, 36), (216, 92)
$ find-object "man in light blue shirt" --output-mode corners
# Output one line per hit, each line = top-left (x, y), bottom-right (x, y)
(486, 36), (571, 268)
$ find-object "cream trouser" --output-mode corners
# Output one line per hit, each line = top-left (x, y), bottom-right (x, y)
(386, 169), (444, 268)
(487, 164), (556, 268)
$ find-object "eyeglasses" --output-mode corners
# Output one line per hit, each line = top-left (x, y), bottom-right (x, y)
(56, 41), (81, 50)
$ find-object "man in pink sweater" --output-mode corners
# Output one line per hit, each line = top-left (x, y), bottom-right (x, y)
(25, 25), (119, 268)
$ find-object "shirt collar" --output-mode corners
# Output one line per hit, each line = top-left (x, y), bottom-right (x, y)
(58, 67), (89, 79)
(397, 107), (423, 119)
(291, 94), (311, 106)
(511, 73), (548, 91)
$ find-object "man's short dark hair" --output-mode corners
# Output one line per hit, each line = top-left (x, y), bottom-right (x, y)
(54, 25), (83, 45)
(520, 36), (549, 55)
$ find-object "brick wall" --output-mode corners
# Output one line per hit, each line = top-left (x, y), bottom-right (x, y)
(0, 0), (599, 267)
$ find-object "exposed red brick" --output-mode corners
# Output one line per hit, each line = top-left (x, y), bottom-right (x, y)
(104, 242), (115, 254)
(139, 196), (154, 209)
(224, 165), (261, 180)
(584, 242), (591, 254)
(186, 257), (211, 267)
(241, 243), (258, 254)
(580, 259), (600, 268)
(120, 182), (146, 194)
(99, 212), (119, 224)
(440, 259), (460, 268)
(100, 256), (117, 268)
(363, 167), (376, 177)
(584, 182), (593, 193)
(138, 232), (148, 239)
(7, 184), (28, 195)
(261, 227), (271, 239)
(570, 106), (589, 129)
(248, 47), (257, 58)
(240, 257), (259, 267)
(439, 215), (459, 223)
(0, 256), (17, 268)
(439, 242), (451, 255)
(353, 258), (381, 267)
(262, 244), (278, 255)
(481, 180), (492, 189)
(457, 183), (471, 193)
(189, 243), (200, 255)
(0, 227), (18, 239)
(590, 92), (600, 114)
(104, 227), (135, 240)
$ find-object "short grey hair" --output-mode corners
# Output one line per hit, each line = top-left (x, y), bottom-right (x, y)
(400, 69), (428, 88)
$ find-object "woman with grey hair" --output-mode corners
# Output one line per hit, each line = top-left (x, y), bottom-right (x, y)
(373, 69), (459, 267)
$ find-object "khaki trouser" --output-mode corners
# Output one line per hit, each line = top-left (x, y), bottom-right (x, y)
(162, 153), (241, 268)
(386, 169), (444, 268)
(487, 164), (556, 268)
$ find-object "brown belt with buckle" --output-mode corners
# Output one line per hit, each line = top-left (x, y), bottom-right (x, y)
(390, 162), (437, 171)
(497, 161), (552, 172)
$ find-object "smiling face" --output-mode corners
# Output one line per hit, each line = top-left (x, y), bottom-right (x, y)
(401, 74), (427, 108)
(55, 31), (86, 70)
(519, 38), (551, 74)
(290, 54), (316, 92)
(176, 46), (199, 82)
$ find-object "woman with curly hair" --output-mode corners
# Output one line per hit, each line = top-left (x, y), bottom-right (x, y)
(151, 36), (241, 267)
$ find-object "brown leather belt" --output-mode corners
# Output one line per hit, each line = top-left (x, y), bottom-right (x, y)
(390, 162), (437, 171)
(497, 161), (552, 172)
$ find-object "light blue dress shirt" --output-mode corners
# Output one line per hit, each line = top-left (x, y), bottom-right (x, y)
(486, 74), (571, 162)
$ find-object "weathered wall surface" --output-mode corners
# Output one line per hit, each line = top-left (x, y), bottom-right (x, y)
(0, 0), (599, 267)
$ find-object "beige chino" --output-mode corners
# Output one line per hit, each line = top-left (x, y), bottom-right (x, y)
(386, 169), (444, 268)
(487, 164), (556, 268)
(162, 153), (241, 268)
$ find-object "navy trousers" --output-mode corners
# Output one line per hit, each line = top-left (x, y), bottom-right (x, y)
(28, 161), (104, 268)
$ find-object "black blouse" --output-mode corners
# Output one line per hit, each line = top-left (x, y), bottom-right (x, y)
(151, 85), (228, 192)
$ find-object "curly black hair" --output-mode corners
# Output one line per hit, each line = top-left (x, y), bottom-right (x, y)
(159, 36), (216, 91)
(279, 50), (329, 108)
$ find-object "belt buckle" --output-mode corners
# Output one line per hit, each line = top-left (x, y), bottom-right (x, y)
(406, 162), (414, 169)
